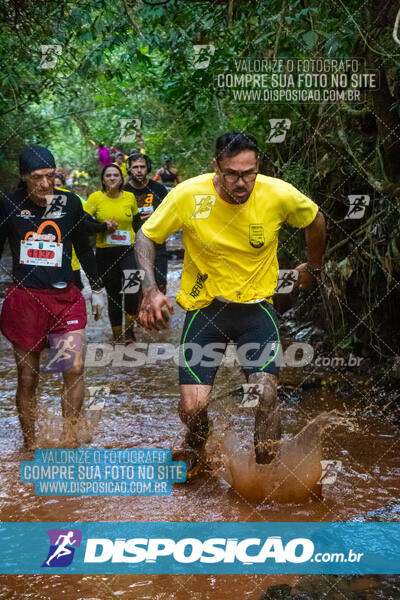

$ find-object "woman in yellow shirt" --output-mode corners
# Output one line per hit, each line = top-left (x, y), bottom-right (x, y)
(85, 164), (142, 343)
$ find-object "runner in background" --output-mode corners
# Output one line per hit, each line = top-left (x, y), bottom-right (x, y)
(54, 172), (117, 290)
(54, 171), (66, 189)
(128, 132), (147, 157)
(0, 145), (106, 449)
(85, 164), (142, 343)
(124, 153), (169, 294)
(154, 155), (181, 190)
(138, 133), (146, 154)
(113, 152), (128, 181)
(89, 140), (112, 169)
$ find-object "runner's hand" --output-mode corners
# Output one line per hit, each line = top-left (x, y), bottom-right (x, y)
(105, 219), (118, 232)
(294, 263), (314, 291)
(91, 289), (106, 321)
(139, 287), (173, 330)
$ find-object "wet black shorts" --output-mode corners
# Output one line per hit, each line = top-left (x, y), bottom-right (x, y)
(178, 299), (280, 386)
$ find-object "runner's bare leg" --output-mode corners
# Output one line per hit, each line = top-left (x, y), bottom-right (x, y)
(13, 345), (40, 449)
(251, 372), (281, 463)
(61, 329), (85, 447)
(179, 385), (212, 449)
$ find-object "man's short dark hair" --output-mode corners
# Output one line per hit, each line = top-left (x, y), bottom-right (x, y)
(128, 152), (152, 172)
(215, 132), (258, 160)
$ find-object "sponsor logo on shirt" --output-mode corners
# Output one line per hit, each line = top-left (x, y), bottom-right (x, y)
(249, 224), (264, 248)
(189, 272), (208, 298)
(18, 209), (32, 219)
(29, 233), (56, 242)
(143, 193), (153, 207)
(24, 221), (60, 244)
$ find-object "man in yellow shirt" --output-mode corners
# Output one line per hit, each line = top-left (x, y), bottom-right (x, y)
(135, 132), (326, 477)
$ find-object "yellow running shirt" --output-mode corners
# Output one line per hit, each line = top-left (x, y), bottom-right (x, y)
(113, 161), (128, 179)
(141, 173), (319, 311)
(85, 190), (139, 248)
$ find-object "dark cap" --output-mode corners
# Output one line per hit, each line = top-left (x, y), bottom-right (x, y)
(19, 145), (56, 175)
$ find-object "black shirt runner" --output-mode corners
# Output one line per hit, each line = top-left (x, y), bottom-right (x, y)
(158, 167), (177, 186)
(123, 179), (168, 256)
(0, 187), (102, 289)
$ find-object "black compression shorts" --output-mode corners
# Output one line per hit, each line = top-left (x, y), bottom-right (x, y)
(178, 299), (280, 386)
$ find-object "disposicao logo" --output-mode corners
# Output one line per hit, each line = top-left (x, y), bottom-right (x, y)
(42, 529), (82, 567)
(83, 536), (314, 564)
(41, 533), (315, 568)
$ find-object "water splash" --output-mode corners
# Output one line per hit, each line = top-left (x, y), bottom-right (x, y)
(216, 412), (346, 504)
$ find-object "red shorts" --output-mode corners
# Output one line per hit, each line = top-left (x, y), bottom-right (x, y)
(0, 284), (87, 352)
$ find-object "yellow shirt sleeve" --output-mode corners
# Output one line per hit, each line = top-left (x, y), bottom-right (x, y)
(141, 190), (184, 244)
(84, 192), (98, 217)
(283, 183), (319, 228)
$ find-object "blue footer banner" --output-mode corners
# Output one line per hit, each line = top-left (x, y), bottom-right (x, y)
(0, 522), (399, 574)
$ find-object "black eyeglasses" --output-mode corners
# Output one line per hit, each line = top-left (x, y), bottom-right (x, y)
(217, 161), (258, 184)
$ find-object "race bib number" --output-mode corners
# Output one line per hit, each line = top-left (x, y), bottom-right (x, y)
(106, 230), (131, 245)
(20, 240), (63, 267)
(138, 206), (154, 215)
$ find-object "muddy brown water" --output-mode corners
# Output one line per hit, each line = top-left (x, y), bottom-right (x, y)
(0, 259), (399, 599)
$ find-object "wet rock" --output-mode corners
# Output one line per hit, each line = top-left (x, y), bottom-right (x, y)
(294, 326), (313, 340)
(259, 584), (292, 599)
(363, 500), (400, 522)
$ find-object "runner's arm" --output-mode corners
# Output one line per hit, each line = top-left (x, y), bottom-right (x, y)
(135, 229), (173, 330)
(71, 200), (103, 290)
(135, 229), (157, 289)
(281, 183), (324, 289)
(294, 211), (326, 290)
(138, 133), (146, 154)
(84, 213), (108, 233)
(110, 146), (128, 160)
(133, 212), (142, 233)
(305, 211), (325, 270)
